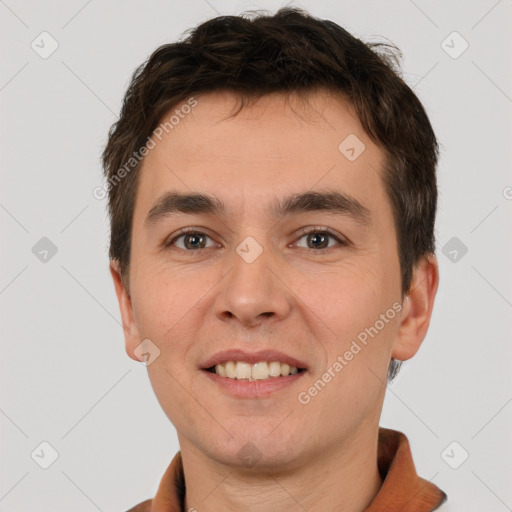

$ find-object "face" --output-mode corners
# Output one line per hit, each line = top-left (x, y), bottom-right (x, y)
(111, 89), (437, 470)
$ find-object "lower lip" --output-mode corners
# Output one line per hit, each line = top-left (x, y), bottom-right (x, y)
(201, 369), (307, 398)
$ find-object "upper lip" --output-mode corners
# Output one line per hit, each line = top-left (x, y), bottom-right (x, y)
(201, 349), (308, 370)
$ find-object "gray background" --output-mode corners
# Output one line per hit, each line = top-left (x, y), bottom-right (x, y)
(1, 0), (511, 510)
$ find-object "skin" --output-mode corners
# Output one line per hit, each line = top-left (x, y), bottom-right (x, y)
(110, 89), (439, 512)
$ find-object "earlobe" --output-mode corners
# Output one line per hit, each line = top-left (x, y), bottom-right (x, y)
(109, 260), (141, 362)
(391, 254), (439, 361)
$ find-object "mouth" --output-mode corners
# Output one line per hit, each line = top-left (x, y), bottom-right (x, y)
(201, 362), (307, 398)
(199, 349), (309, 397)
(201, 349), (308, 375)
(204, 361), (307, 381)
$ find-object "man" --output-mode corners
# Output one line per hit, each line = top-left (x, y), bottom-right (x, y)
(103, 7), (447, 511)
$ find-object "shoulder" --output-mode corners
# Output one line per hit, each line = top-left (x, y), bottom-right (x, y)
(124, 498), (153, 512)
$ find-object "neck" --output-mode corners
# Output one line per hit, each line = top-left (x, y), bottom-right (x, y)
(180, 427), (382, 512)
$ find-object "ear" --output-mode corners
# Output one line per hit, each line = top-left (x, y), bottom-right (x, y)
(109, 259), (142, 362)
(392, 253), (439, 361)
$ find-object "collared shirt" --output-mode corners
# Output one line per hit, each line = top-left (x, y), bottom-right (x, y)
(126, 428), (447, 512)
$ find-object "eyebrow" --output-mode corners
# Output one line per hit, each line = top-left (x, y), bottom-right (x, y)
(144, 190), (371, 227)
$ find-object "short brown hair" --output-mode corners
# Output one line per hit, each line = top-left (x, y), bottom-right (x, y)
(102, 7), (439, 380)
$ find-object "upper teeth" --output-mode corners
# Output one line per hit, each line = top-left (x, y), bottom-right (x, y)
(214, 361), (300, 380)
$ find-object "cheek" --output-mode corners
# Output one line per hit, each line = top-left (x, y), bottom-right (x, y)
(302, 265), (400, 418)
(299, 257), (383, 318)
(130, 267), (192, 353)
(130, 264), (224, 375)
(295, 256), (399, 367)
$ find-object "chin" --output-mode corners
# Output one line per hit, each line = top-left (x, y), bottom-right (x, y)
(194, 428), (305, 472)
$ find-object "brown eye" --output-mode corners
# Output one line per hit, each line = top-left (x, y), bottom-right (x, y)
(183, 233), (207, 249)
(305, 232), (329, 249)
(295, 228), (346, 251)
(168, 230), (216, 250)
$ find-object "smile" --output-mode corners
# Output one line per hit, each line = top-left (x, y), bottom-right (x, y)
(207, 360), (305, 381)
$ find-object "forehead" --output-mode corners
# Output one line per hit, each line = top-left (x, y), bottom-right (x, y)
(134, 89), (390, 225)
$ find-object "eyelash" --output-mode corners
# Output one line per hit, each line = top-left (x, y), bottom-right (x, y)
(295, 226), (348, 252)
(165, 226), (348, 254)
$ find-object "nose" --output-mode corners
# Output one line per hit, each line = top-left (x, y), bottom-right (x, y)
(214, 240), (292, 328)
